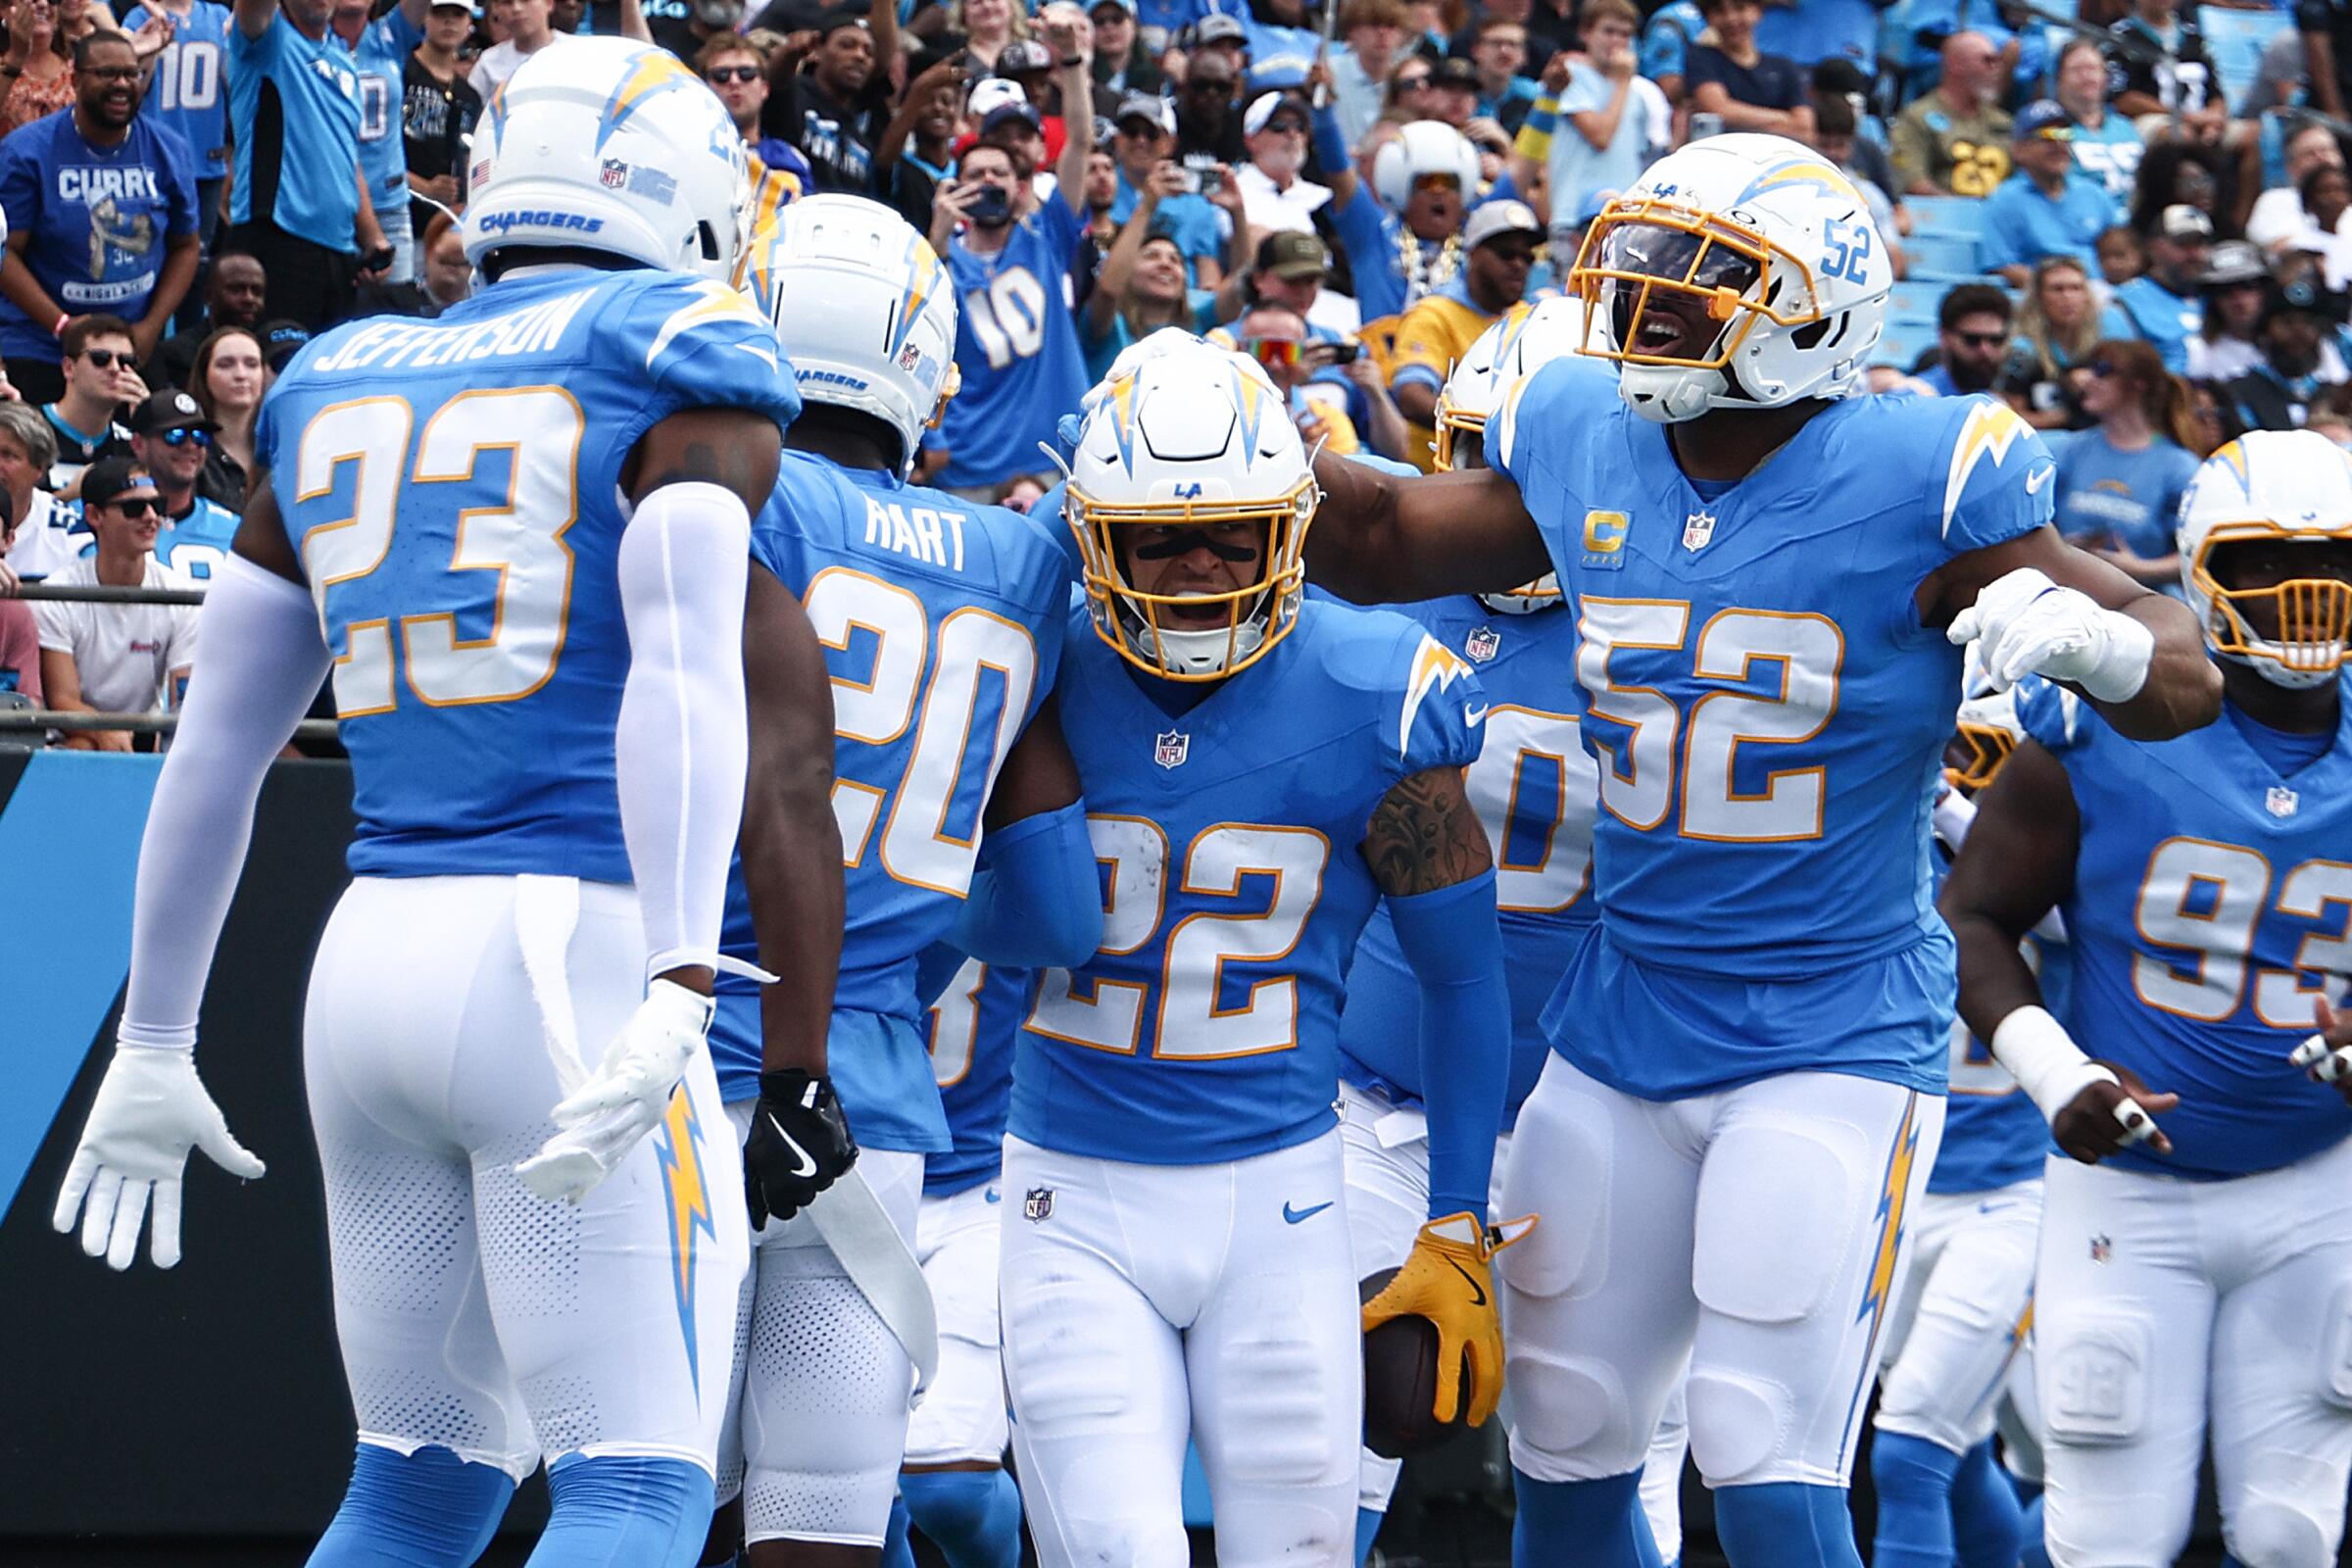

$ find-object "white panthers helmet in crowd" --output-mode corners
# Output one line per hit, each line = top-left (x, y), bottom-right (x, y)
(1066, 342), (1317, 680)
(2178, 430), (2352, 689)
(1435, 297), (1593, 613)
(1570, 132), (1890, 422)
(741, 195), (958, 478)
(465, 37), (751, 282)
(1373, 121), (1482, 212)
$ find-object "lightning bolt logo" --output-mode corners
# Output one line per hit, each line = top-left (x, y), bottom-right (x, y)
(1942, 399), (2034, 540)
(1399, 634), (1475, 760)
(654, 1085), (718, 1394)
(1734, 159), (1862, 206)
(886, 235), (946, 361)
(647, 279), (769, 371)
(594, 49), (700, 151)
(1857, 1094), (1921, 1326)
(1103, 370), (1142, 475)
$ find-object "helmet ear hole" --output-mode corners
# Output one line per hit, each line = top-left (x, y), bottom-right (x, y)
(698, 221), (723, 263)
(1790, 318), (1831, 350)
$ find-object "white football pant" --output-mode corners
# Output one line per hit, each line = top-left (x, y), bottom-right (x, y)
(1000, 1131), (1360, 1568)
(1498, 1054), (1943, 1490)
(306, 874), (748, 1483)
(1874, 1180), (2041, 1455)
(906, 1176), (1012, 1467)
(2035, 1137), (2352, 1568)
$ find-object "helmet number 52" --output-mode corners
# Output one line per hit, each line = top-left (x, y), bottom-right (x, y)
(1821, 219), (1874, 285)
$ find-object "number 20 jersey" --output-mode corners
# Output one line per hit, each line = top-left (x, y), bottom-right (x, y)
(261, 270), (802, 881)
(1013, 597), (1487, 1166)
(1492, 366), (2055, 1096)
(2020, 675), (2352, 1180)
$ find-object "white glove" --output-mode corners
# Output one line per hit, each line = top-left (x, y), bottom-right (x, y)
(1948, 567), (2154, 703)
(516, 979), (712, 1204)
(51, 1045), (266, 1270)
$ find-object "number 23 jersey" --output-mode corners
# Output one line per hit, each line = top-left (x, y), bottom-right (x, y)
(1492, 367), (2055, 1092)
(1013, 597), (1487, 1166)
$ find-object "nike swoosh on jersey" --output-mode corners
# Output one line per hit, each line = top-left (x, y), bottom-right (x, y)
(1283, 1200), (1334, 1224)
(984, 1188), (1003, 1203)
(2026, 466), (2052, 495)
(1464, 704), (1490, 725)
(764, 1111), (819, 1178)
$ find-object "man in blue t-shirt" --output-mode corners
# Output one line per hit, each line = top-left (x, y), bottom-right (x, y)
(0, 32), (200, 404)
(1979, 100), (2121, 285)
(2101, 202), (2210, 375)
(330, 0), (425, 285)
(121, 0), (233, 249)
(225, 0), (392, 330)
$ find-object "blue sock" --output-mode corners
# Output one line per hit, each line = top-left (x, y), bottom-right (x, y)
(309, 1443), (515, 1567)
(1511, 1469), (1661, 1568)
(1869, 1432), (1964, 1568)
(901, 1468), (1022, 1568)
(1356, 1505), (1384, 1564)
(1712, 1481), (1863, 1568)
(2018, 1494), (2051, 1568)
(881, 1494), (916, 1568)
(530, 1453), (713, 1568)
(1950, 1438), (2025, 1568)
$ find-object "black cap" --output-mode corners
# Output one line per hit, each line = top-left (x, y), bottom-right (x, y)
(128, 387), (220, 436)
(80, 455), (161, 511)
(259, 318), (312, 371)
(1429, 56), (1480, 92)
(997, 37), (1054, 74)
(2262, 273), (2348, 328)
(814, 3), (867, 35)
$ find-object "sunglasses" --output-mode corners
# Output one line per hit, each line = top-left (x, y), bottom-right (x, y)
(2088, 359), (2117, 378)
(706, 64), (760, 82)
(1243, 336), (1301, 368)
(1395, 73), (1430, 89)
(1186, 77), (1232, 92)
(80, 347), (127, 368)
(158, 426), (212, 448)
(107, 497), (160, 517)
(1949, 329), (2006, 348)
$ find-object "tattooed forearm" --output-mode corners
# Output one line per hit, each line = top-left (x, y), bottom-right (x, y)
(627, 407), (784, 511)
(1362, 764), (1494, 898)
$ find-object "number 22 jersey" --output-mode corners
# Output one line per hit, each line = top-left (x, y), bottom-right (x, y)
(1492, 366), (2056, 1098)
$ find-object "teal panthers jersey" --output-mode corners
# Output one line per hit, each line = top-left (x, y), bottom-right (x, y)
(710, 453), (1071, 1143)
(1494, 368), (2055, 1097)
(2021, 676), (2352, 1180)
(1338, 594), (1592, 1126)
(262, 269), (800, 881)
(1012, 598), (1488, 1165)
(925, 957), (1027, 1196)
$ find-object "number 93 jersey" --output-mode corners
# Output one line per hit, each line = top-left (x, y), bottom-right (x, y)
(262, 270), (801, 881)
(2020, 675), (2352, 1180)
(1015, 597), (1488, 1166)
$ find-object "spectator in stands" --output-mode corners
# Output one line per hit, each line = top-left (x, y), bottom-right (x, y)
(2128, 141), (2232, 241)
(0, 400), (76, 580)
(0, 499), (42, 695)
(2224, 274), (2348, 429)
(123, 0), (234, 256)
(2049, 336), (2202, 584)
(1236, 301), (1365, 453)
(1465, 17), (1539, 133)
(1640, 0), (1704, 105)
(2000, 254), (2101, 428)
(469, 0), (556, 94)
(1682, 0), (1807, 140)
(938, 0), (1027, 75)
(2189, 238), (2269, 381)
(226, 0), (391, 331)
(146, 251), (262, 401)
(1080, 167), (1222, 378)
(257, 316), (308, 371)
(1190, 12), (1248, 79)
(2246, 120), (2345, 257)
(1328, 0), (1408, 145)
(1511, 0), (1665, 231)
(701, 33), (813, 220)
(1103, 91), (1223, 282)
(0, 32), (200, 402)
(402, 0), (480, 272)
(873, 55), (961, 237)
(0, 0), (91, 140)
(1089, 0), (1159, 97)
(1979, 101), (2121, 285)
(2054, 37), (2143, 206)
(415, 208), (469, 311)
(1920, 281), (2014, 397)
(2106, 0), (2223, 143)
(1236, 90), (1324, 238)
(32, 456), (194, 750)
(1892, 31), (2011, 197)
(129, 388), (236, 581)
(2301, 0), (2352, 122)
(1387, 197), (1538, 467)
(1312, 80), (1478, 325)
(2098, 220), (2146, 284)
(1177, 48), (1246, 165)
(2103, 202), (2211, 371)
(189, 322), (259, 507)
(1812, 59), (1900, 209)
(42, 312), (136, 487)
(762, 4), (892, 193)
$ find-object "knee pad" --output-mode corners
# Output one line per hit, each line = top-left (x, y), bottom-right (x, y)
(2226, 1451), (2347, 1568)
(310, 1443), (516, 1568)
(1496, 1075), (1619, 1301)
(1691, 1121), (1859, 1328)
(2040, 1315), (2151, 1446)
(1503, 1345), (1631, 1473)
(1001, 1271), (1146, 1434)
(1684, 1369), (1788, 1488)
(537, 1453), (713, 1568)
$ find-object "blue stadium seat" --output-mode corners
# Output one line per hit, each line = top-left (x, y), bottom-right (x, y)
(1904, 231), (1983, 278)
(1872, 323), (1934, 370)
(1905, 194), (1984, 239)
(2199, 7), (2289, 109)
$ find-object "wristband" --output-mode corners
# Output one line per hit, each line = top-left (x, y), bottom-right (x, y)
(2077, 606), (2154, 703)
(1989, 1004), (2116, 1124)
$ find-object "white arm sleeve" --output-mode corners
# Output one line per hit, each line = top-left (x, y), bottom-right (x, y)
(615, 479), (754, 982)
(119, 553), (331, 1050)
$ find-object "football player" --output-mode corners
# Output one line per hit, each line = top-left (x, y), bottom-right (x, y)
(50, 39), (833, 1567)
(709, 194), (1099, 1568)
(1943, 429), (2352, 1568)
(1866, 676), (2054, 1568)
(1298, 132), (2221, 1568)
(982, 340), (1515, 1567)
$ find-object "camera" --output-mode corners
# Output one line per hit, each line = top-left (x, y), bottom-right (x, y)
(966, 183), (1013, 222)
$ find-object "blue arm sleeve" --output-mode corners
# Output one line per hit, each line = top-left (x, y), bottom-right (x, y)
(1312, 100), (1351, 182)
(951, 802), (1104, 968)
(1386, 869), (1510, 1221)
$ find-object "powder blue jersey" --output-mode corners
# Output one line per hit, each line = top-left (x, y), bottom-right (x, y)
(936, 200), (1089, 492)
(125, 0), (233, 181)
(1338, 595), (1592, 1126)
(2021, 675), (2352, 1180)
(2100, 275), (2202, 376)
(1494, 368), (2054, 1098)
(227, 12), (361, 250)
(263, 269), (800, 881)
(1014, 598), (1487, 1165)
(710, 453), (1072, 1146)
(337, 8), (422, 209)
(925, 957), (1026, 1196)
(152, 496), (241, 580)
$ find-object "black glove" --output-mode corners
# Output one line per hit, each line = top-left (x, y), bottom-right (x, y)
(743, 1068), (857, 1228)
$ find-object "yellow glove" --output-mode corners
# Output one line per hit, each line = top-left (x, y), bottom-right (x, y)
(1362, 1211), (1536, 1428)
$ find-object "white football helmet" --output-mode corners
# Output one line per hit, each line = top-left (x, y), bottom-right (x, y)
(1435, 297), (1594, 613)
(465, 37), (751, 282)
(1373, 121), (1482, 212)
(1570, 132), (1890, 423)
(2178, 430), (2352, 689)
(740, 195), (958, 478)
(1067, 343), (1316, 681)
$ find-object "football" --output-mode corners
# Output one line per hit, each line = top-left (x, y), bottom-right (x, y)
(1359, 1267), (1465, 1459)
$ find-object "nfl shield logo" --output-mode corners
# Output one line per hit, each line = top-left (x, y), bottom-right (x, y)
(2268, 785), (2300, 818)
(1154, 730), (1190, 769)
(1683, 511), (1717, 552)
(599, 159), (629, 189)
(1465, 626), (1501, 662)
(1023, 1187), (1054, 1223)
(2089, 1234), (2112, 1263)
